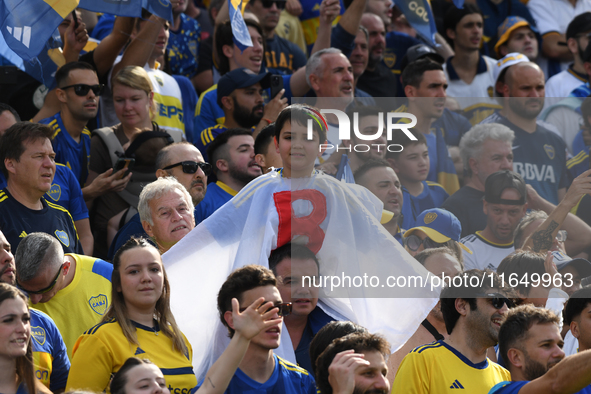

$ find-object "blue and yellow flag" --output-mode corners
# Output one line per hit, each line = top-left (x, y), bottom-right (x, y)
(393, 0), (437, 46)
(228, 0), (252, 52)
(141, 0), (173, 23)
(0, 0), (78, 60)
(78, 0), (142, 18)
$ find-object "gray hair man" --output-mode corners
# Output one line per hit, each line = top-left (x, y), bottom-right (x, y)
(441, 123), (515, 238)
(139, 176), (196, 254)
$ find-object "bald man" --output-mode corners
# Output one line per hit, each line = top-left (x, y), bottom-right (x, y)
(481, 61), (567, 205)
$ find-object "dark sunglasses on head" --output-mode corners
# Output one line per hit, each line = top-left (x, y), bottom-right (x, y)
(16, 264), (64, 295)
(162, 161), (212, 176)
(240, 302), (292, 317)
(404, 234), (446, 252)
(477, 293), (515, 309)
(59, 83), (104, 96)
(261, 0), (286, 9)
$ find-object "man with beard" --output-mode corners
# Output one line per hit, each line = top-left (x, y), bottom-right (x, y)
(195, 129), (262, 222)
(481, 61), (568, 205)
(392, 269), (512, 393)
(490, 304), (591, 394)
(357, 13), (400, 106)
(196, 68), (287, 162)
(461, 171), (527, 272)
(387, 247), (463, 380)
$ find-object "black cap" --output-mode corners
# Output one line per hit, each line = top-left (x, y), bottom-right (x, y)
(484, 170), (526, 205)
(566, 12), (591, 40)
(399, 44), (445, 73)
(217, 68), (271, 108)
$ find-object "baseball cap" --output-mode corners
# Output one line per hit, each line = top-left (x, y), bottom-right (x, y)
(400, 44), (445, 73)
(552, 250), (591, 278)
(495, 16), (536, 57)
(404, 209), (473, 254)
(217, 68), (271, 108)
(493, 52), (529, 86)
(484, 170), (526, 205)
(566, 12), (591, 41)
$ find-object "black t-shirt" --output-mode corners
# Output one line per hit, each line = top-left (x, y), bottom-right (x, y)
(440, 186), (486, 239)
(356, 63), (401, 110)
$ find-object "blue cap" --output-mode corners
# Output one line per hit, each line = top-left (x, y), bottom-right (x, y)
(217, 68), (271, 108)
(404, 209), (472, 254)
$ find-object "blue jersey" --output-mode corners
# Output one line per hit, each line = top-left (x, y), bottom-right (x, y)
(567, 130), (590, 182)
(432, 108), (473, 147)
(384, 31), (421, 97)
(482, 113), (568, 205)
(197, 354), (315, 394)
(0, 189), (82, 254)
(196, 124), (228, 162)
(40, 112), (91, 186)
(489, 381), (591, 394)
(167, 14), (201, 78)
(265, 34), (307, 75)
(194, 181), (237, 223)
(194, 75), (293, 134)
(0, 164), (88, 222)
(400, 181), (449, 230)
(30, 309), (70, 391)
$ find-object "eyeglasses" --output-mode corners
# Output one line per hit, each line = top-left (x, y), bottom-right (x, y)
(16, 264), (64, 295)
(477, 293), (515, 309)
(240, 302), (292, 317)
(59, 84), (104, 96)
(404, 234), (446, 252)
(261, 0), (286, 9)
(556, 230), (567, 243)
(162, 161), (212, 176)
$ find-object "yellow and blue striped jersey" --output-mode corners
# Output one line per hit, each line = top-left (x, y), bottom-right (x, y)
(67, 318), (196, 394)
(392, 340), (510, 394)
(32, 254), (112, 360)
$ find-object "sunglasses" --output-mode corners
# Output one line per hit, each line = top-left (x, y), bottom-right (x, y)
(261, 0), (286, 9)
(17, 264), (64, 295)
(59, 84), (104, 96)
(404, 234), (446, 252)
(240, 302), (292, 317)
(477, 293), (515, 309)
(162, 161), (212, 176)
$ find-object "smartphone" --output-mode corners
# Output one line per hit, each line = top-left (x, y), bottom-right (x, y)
(270, 75), (283, 99)
(113, 158), (135, 179)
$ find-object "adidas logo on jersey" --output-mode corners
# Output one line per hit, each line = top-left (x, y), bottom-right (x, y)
(6, 26), (31, 48)
(135, 347), (146, 355)
(19, 231), (27, 238)
(450, 380), (464, 389)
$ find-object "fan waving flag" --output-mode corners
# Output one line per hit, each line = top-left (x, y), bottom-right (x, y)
(163, 171), (439, 380)
(78, 0), (142, 18)
(228, 0), (252, 51)
(141, 0), (173, 23)
(0, 0), (78, 60)
(393, 0), (437, 45)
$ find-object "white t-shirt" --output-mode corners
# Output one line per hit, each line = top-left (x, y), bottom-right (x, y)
(460, 232), (515, 272)
(443, 55), (498, 109)
(545, 68), (588, 98)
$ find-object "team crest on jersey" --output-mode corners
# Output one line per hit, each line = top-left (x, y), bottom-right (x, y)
(54, 230), (70, 247)
(424, 212), (437, 224)
(312, 3), (320, 11)
(383, 50), (396, 68)
(46, 184), (61, 201)
(544, 144), (555, 160)
(155, 75), (164, 87)
(31, 326), (46, 345)
(89, 294), (108, 315)
(487, 86), (494, 98)
(189, 40), (198, 58)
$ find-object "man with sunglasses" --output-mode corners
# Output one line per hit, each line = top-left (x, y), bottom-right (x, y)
(393, 269), (512, 393)
(108, 143), (210, 258)
(246, 0), (307, 75)
(213, 264), (316, 392)
(14, 232), (113, 361)
(490, 304), (591, 394)
(461, 170), (528, 272)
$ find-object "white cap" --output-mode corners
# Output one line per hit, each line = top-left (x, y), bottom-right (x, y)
(493, 52), (529, 86)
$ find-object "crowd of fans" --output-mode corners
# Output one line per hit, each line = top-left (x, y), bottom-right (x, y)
(5, 0), (591, 393)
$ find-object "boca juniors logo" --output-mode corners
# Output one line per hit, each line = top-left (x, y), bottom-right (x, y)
(54, 230), (70, 247)
(46, 184), (61, 201)
(424, 212), (437, 224)
(31, 326), (46, 345)
(544, 144), (555, 160)
(89, 294), (108, 315)
(383, 50), (396, 68)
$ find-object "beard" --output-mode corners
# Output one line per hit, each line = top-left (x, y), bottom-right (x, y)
(232, 98), (263, 129)
(228, 160), (259, 185)
(508, 97), (544, 119)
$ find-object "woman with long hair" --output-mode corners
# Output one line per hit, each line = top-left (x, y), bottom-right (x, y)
(65, 237), (195, 392)
(0, 283), (49, 394)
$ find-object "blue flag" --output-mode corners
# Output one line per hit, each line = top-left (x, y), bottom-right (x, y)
(393, 0), (437, 46)
(453, 0), (464, 8)
(78, 0), (142, 17)
(228, 0), (252, 51)
(335, 154), (355, 184)
(141, 0), (173, 23)
(0, 0), (78, 61)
